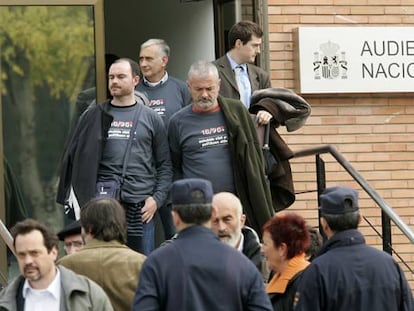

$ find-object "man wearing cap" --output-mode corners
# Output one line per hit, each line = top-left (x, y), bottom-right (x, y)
(131, 178), (272, 311)
(294, 186), (413, 311)
(57, 220), (84, 255)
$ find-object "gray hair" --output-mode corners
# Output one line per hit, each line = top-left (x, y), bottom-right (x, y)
(188, 60), (219, 80)
(140, 38), (170, 57)
(213, 192), (243, 219)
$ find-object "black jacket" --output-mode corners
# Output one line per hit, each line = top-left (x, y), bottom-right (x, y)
(57, 100), (113, 207)
(242, 227), (263, 272)
(269, 272), (303, 311)
(132, 226), (272, 311)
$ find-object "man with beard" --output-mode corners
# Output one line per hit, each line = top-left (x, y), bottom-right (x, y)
(57, 58), (172, 255)
(0, 219), (113, 310)
(212, 192), (264, 272)
(168, 60), (273, 235)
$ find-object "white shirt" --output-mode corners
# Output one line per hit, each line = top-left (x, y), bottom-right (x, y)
(237, 232), (245, 253)
(23, 268), (61, 311)
(143, 72), (169, 87)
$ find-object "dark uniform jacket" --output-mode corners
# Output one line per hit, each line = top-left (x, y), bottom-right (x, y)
(132, 226), (272, 311)
(294, 229), (414, 311)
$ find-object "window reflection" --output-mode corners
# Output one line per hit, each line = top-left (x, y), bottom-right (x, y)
(0, 4), (96, 241)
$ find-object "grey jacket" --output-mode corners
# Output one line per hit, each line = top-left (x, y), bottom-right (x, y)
(0, 265), (113, 311)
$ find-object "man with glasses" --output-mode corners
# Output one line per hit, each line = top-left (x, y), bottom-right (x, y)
(57, 220), (84, 255)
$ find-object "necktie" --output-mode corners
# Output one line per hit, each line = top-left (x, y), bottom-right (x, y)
(234, 65), (252, 108)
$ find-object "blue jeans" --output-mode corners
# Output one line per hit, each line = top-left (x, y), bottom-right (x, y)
(122, 201), (155, 255)
(158, 203), (176, 240)
(142, 220), (154, 254)
(126, 220), (154, 255)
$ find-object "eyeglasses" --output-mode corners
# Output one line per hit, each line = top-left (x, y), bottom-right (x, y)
(63, 241), (84, 249)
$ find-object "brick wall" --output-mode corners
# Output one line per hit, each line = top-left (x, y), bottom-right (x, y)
(266, 0), (414, 290)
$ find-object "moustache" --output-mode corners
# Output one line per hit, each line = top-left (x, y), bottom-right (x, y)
(24, 264), (36, 272)
(218, 232), (230, 239)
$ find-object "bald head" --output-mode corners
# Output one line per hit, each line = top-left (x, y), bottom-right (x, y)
(213, 192), (243, 218)
(212, 192), (246, 248)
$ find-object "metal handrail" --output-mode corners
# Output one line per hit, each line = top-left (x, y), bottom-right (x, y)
(0, 219), (13, 256)
(293, 144), (414, 244)
(0, 218), (14, 286)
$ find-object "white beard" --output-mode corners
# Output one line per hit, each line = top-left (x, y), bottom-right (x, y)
(222, 230), (242, 249)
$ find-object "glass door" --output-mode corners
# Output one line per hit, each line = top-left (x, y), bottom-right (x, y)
(213, 0), (262, 58)
(0, 0), (105, 283)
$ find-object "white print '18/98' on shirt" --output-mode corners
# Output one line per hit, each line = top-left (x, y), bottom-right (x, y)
(108, 120), (133, 140)
(199, 126), (228, 148)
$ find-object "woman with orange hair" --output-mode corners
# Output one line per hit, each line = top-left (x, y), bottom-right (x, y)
(262, 213), (310, 311)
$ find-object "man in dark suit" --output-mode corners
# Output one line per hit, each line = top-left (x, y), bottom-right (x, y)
(214, 20), (272, 124)
(131, 178), (272, 311)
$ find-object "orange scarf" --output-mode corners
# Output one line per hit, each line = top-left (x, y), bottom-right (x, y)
(266, 253), (309, 294)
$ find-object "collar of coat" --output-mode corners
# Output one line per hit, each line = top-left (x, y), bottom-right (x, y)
(217, 95), (253, 135)
(266, 253), (309, 294)
(319, 229), (365, 256)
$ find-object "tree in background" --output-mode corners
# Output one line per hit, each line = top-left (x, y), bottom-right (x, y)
(0, 5), (95, 230)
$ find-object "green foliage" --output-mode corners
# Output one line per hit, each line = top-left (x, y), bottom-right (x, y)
(0, 5), (95, 100)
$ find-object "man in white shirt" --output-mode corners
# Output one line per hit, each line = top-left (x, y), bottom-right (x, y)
(0, 219), (113, 310)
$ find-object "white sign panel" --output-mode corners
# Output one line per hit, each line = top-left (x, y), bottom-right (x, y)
(296, 27), (414, 94)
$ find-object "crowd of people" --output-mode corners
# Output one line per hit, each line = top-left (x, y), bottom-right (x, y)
(1, 183), (412, 310)
(0, 20), (413, 311)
